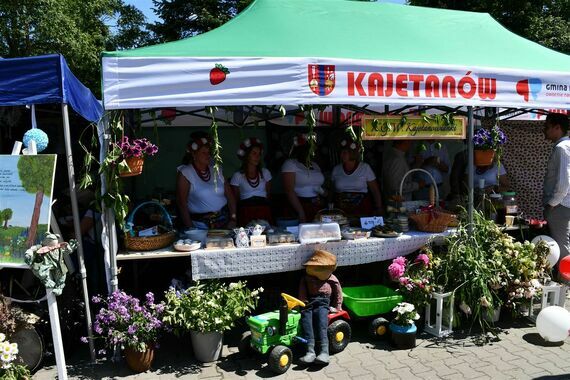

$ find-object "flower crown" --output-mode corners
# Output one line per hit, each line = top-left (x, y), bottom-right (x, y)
(340, 138), (358, 151)
(293, 133), (316, 147)
(236, 137), (263, 159)
(189, 137), (211, 152)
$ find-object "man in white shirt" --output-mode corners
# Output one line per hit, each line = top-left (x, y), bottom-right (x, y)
(542, 113), (570, 273)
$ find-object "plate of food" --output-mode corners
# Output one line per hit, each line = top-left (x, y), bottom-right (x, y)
(173, 239), (202, 252)
(372, 226), (402, 238)
(341, 227), (371, 240)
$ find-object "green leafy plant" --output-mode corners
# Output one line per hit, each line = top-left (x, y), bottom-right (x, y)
(388, 250), (434, 308)
(205, 106), (223, 180)
(430, 209), (551, 334)
(162, 281), (262, 335)
(299, 105), (326, 167)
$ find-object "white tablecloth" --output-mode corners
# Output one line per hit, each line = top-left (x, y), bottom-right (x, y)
(191, 231), (450, 280)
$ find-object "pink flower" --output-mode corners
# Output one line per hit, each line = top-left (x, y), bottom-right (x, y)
(399, 277), (410, 286)
(388, 262), (405, 280)
(393, 256), (407, 267)
(415, 253), (430, 267)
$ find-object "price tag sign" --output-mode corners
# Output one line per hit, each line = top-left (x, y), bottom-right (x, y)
(360, 216), (384, 230)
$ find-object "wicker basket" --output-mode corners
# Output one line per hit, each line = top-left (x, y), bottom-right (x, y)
(120, 157), (145, 177)
(124, 201), (176, 251)
(409, 210), (456, 233)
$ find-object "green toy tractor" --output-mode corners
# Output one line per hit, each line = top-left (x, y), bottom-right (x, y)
(239, 293), (351, 374)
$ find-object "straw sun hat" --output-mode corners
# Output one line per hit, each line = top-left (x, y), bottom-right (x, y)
(303, 249), (337, 267)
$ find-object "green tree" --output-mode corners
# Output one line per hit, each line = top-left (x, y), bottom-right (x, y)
(407, 0), (570, 54)
(0, 0), (151, 96)
(149, 0), (252, 43)
(1, 209), (13, 229)
(17, 156), (55, 247)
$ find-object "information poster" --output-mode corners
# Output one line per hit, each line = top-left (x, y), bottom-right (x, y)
(0, 155), (57, 264)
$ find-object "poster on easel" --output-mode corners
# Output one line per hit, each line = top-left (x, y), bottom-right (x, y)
(0, 155), (57, 263)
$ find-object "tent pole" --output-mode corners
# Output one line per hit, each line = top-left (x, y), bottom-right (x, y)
(467, 106), (474, 234)
(97, 116), (119, 293)
(61, 103), (96, 362)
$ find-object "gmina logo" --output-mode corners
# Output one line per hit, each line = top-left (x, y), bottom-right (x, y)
(516, 78), (542, 102)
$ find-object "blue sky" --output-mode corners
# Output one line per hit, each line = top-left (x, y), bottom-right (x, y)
(125, 0), (406, 24)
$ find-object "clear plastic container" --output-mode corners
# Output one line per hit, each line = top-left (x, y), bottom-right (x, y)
(266, 230), (296, 244)
(298, 223), (341, 244)
(489, 193), (503, 223)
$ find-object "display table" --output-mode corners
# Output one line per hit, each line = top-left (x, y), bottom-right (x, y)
(117, 230), (451, 280)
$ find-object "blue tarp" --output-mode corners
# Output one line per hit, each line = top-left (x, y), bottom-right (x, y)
(0, 54), (103, 122)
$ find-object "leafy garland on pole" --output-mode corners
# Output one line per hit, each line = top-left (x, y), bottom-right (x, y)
(79, 111), (130, 230)
(299, 105), (326, 167)
(205, 106), (223, 185)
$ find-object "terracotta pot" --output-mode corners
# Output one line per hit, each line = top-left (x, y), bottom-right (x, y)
(124, 347), (155, 373)
(120, 156), (145, 177)
(474, 149), (495, 167)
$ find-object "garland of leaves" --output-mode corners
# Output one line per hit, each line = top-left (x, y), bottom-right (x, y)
(79, 111), (130, 230)
(205, 107), (223, 184)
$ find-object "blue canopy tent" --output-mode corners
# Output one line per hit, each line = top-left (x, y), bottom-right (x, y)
(0, 54), (103, 375)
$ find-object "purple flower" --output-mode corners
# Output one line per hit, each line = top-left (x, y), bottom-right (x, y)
(388, 262), (405, 280)
(415, 253), (430, 267)
(80, 336), (88, 343)
(145, 292), (155, 305)
(92, 295), (102, 304)
(127, 325), (137, 335)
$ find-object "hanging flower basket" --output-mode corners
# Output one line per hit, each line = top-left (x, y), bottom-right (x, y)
(474, 149), (495, 167)
(120, 156), (145, 177)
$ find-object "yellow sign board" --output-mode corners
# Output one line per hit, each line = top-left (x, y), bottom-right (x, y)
(362, 115), (466, 140)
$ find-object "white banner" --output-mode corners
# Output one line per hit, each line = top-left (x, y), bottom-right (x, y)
(103, 57), (570, 110)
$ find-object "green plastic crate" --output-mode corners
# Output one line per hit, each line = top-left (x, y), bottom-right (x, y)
(342, 285), (403, 317)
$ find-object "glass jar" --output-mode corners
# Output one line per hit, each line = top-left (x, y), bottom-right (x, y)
(502, 192), (518, 216)
(489, 193), (503, 223)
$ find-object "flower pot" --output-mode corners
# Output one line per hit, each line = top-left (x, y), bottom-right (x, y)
(120, 157), (145, 177)
(389, 322), (417, 349)
(190, 331), (223, 363)
(474, 149), (495, 167)
(124, 347), (155, 373)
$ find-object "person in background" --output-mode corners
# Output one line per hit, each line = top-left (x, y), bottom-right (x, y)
(542, 112), (570, 275)
(468, 156), (510, 193)
(382, 140), (425, 201)
(230, 137), (273, 225)
(282, 133), (325, 223)
(331, 136), (383, 216)
(176, 132), (237, 229)
(411, 140), (449, 200)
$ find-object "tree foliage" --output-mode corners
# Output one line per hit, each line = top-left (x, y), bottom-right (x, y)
(0, 0), (151, 96)
(407, 0), (570, 54)
(17, 155), (55, 196)
(149, 0), (253, 43)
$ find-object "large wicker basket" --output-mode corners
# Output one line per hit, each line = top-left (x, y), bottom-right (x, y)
(124, 201), (176, 251)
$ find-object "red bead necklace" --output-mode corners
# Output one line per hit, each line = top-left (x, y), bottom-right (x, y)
(193, 163), (211, 182)
(246, 170), (260, 188)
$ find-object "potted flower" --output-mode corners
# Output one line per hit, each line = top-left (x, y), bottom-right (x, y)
(116, 136), (159, 177)
(388, 251), (434, 309)
(389, 302), (420, 349)
(83, 290), (165, 373)
(0, 333), (31, 380)
(472, 124), (506, 167)
(163, 281), (262, 363)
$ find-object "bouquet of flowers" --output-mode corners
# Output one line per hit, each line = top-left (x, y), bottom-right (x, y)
(472, 125), (507, 150)
(0, 333), (30, 380)
(388, 250), (434, 307)
(116, 136), (158, 159)
(392, 302), (420, 327)
(163, 280), (262, 335)
(83, 290), (165, 354)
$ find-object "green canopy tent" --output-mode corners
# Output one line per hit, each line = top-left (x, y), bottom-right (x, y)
(101, 0), (570, 291)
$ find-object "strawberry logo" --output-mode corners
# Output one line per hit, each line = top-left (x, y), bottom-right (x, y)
(209, 64), (230, 85)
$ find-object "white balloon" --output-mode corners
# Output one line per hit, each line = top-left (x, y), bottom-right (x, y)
(536, 306), (570, 342)
(532, 235), (560, 268)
